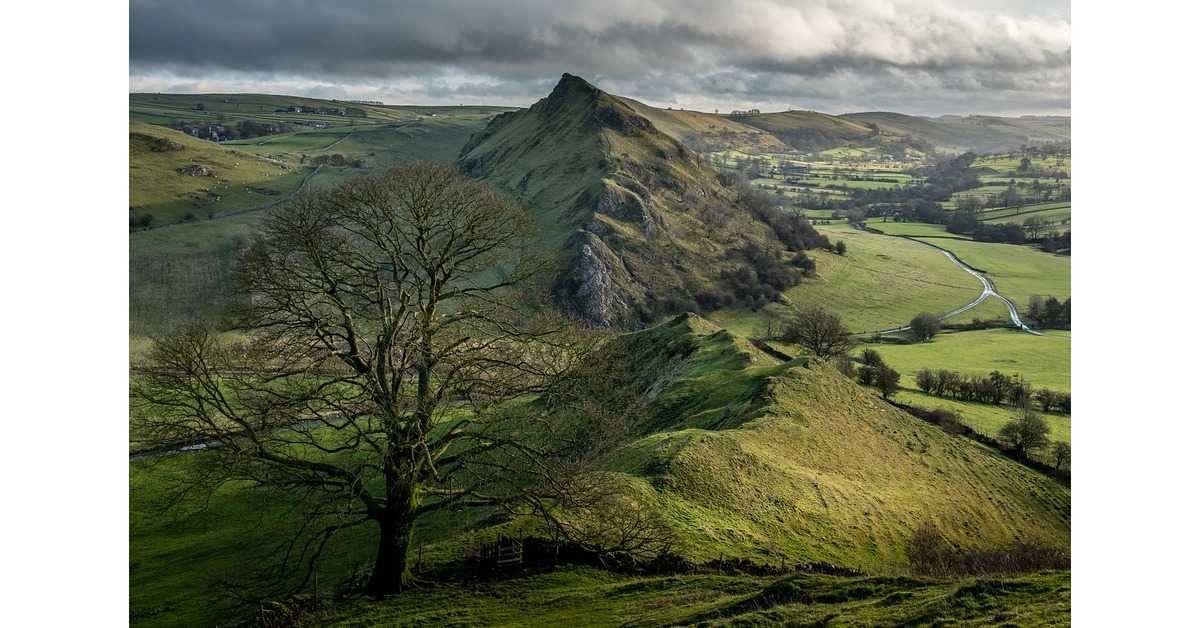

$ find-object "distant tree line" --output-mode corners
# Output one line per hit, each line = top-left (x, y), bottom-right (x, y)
(309, 153), (365, 168)
(913, 368), (1069, 413)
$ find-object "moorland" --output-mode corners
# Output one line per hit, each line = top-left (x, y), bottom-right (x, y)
(129, 74), (1069, 626)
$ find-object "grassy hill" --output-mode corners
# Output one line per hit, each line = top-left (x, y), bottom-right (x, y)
(603, 315), (1069, 567)
(458, 74), (833, 328)
(129, 120), (313, 228)
(613, 96), (791, 154)
(130, 314), (1069, 626)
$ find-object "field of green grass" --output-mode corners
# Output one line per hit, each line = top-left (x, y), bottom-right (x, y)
(772, 229), (994, 333)
(856, 328), (1071, 452)
(129, 212), (264, 339)
(299, 566), (1070, 627)
(976, 201), (1072, 227)
(905, 237), (1070, 302)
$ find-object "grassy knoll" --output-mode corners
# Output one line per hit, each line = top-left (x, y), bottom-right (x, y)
(298, 566), (1069, 627)
(602, 316), (1069, 567)
(129, 120), (312, 227)
(905, 237), (1071, 303)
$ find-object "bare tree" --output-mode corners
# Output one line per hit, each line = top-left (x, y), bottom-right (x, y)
(130, 162), (621, 597)
(780, 306), (857, 359)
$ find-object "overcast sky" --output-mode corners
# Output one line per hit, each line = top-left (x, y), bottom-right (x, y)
(129, 0), (1070, 117)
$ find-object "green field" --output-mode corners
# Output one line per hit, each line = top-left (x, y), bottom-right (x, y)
(905, 237), (1070, 302)
(858, 328), (1071, 451)
(302, 566), (1070, 627)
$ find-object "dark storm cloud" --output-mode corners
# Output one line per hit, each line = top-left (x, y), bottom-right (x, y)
(129, 0), (1070, 116)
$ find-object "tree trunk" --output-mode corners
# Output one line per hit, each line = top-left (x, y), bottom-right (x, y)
(364, 512), (417, 596)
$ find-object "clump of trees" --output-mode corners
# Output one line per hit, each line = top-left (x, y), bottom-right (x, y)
(855, 349), (901, 400)
(908, 312), (941, 343)
(309, 153), (366, 167)
(1026, 295), (1071, 329)
(998, 404), (1051, 458)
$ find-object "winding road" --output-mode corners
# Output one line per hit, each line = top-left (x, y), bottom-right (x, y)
(849, 228), (1042, 337)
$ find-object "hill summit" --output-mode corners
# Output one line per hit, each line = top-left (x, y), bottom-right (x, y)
(459, 74), (831, 328)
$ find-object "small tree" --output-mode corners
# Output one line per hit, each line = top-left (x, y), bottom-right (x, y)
(1050, 441), (1071, 470)
(908, 312), (940, 343)
(780, 306), (857, 359)
(876, 366), (902, 400)
(915, 368), (936, 394)
(998, 405), (1051, 458)
(860, 348), (885, 368)
(835, 240), (847, 255)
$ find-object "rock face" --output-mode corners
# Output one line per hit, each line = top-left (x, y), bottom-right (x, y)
(571, 232), (634, 327)
(176, 164), (210, 176)
(458, 73), (810, 329)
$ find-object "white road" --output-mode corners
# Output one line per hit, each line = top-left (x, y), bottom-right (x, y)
(850, 234), (1043, 337)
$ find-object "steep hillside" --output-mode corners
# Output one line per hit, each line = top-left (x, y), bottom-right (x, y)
(459, 74), (830, 328)
(603, 314), (1070, 569)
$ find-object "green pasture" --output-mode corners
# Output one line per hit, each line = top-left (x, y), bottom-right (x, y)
(976, 202), (1072, 227)
(972, 153), (1070, 173)
(129, 213), (265, 339)
(861, 328), (1070, 392)
(780, 230), (992, 332)
(859, 220), (967, 239)
(890, 387), (1071, 449)
(905, 237), (1070, 302)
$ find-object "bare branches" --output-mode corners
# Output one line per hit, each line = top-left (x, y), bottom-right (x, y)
(132, 162), (620, 596)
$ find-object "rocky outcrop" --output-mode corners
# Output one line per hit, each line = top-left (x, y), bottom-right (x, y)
(569, 232), (636, 328)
